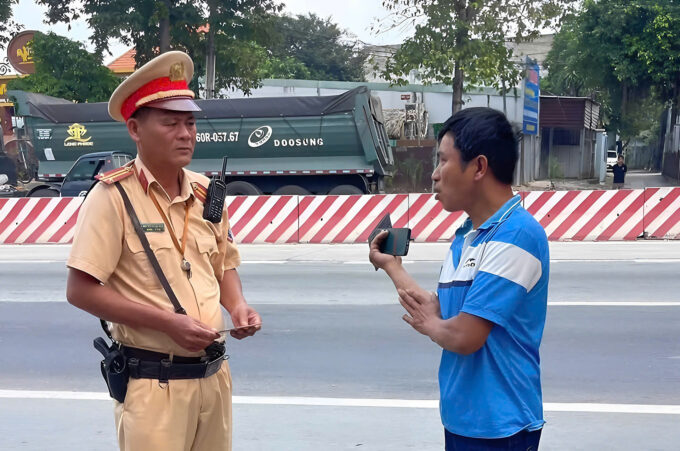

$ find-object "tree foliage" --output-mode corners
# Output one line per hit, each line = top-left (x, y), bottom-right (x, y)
(261, 13), (367, 82)
(35, 0), (280, 95)
(6, 32), (120, 102)
(543, 0), (679, 142)
(376, 0), (574, 114)
(0, 0), (21, 46)
(34, 3), (368, 95)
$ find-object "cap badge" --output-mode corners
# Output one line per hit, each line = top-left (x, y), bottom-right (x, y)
(169, 62), (184, 81)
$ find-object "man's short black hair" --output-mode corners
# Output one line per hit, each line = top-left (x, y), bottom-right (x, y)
(437, 107), (518, 185)
(129, 106), (153, 122)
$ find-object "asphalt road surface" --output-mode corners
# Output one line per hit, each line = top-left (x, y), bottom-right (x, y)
(1, 242), (679, 450)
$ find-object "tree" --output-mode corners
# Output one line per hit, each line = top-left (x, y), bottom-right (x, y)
(36, 1), (200, 63)
(376, 0), (574, 114)
(543, 0), (679, 145)
(626, 2), (680, 127)
(195, 0), (282, 97)
(35, 0), (280, 96)
(0, 0), (21, 46)
(6, 32), (120, 102)
(261, 13), (367, 82)
(259, 54), (312, 80)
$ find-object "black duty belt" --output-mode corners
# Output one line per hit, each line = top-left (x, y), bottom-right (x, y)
(122, 345), (225, 382)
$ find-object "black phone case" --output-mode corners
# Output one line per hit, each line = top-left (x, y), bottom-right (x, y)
(380, 228), (411, 256)
(368, 213), (393, 246)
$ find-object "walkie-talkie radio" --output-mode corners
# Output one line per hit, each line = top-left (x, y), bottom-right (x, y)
(203, 157), (228, 223)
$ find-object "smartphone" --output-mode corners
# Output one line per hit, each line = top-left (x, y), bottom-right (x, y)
(380, 228), (411, 256)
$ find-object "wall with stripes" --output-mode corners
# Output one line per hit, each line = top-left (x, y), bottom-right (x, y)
(2, 188), (680, 244)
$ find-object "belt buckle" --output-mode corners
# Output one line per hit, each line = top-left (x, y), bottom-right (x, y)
(204, 353), (224, 377)
(159, 358), (172, 386)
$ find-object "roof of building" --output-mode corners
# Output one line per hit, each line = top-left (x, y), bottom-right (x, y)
(105, 25), (209, 76)
(107, 48), (137, 75)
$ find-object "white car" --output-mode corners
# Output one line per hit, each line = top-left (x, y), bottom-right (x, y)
(606, 150), (618, 171)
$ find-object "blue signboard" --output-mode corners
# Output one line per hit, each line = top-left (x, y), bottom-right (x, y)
(523, 60), (540, 135)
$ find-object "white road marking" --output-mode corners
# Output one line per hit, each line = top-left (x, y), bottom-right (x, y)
(0, 390), (678, 414)
(634, 259), (680, 263)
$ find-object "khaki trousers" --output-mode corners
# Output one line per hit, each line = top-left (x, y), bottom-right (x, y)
(114, 361), (232, 451)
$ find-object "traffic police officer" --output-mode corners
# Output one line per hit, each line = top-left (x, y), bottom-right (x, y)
(66, 50), (261, 451)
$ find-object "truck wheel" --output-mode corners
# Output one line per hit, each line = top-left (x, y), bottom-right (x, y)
(225, 181), (262, 196)
(273, 185), (311, 195)
(327, 185), (364, 195)
(29, 188), (59, 197)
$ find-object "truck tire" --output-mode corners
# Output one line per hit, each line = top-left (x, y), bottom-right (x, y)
(273, 185), (311, 195)
(28, 188), (59, 197)
(225, 181), (263, 196)
(328, 185), (364, 195)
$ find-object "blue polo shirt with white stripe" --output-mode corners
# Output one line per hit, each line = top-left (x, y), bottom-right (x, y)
(437, 194), (549, 439)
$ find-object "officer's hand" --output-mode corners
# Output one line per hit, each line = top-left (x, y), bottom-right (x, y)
(369, 230), (402, 271)
(229, 303), (261, 340)
(165, 315), (220, 352)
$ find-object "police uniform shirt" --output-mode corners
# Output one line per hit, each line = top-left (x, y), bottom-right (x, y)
(67, 158), (240, 356)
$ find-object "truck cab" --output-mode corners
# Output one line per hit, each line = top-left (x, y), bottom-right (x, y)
(29, 151), (133, 197)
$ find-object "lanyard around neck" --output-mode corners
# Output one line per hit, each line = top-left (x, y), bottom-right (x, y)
(148, 189), (192, 258)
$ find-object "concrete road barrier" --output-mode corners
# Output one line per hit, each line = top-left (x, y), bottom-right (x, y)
(1, 188), (679, 244)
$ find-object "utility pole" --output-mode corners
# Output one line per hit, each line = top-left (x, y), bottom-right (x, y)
(159, 0), (171, 53)
(205, 26), (216, 99)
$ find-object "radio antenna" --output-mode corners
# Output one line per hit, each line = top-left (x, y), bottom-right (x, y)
(221, 156), (228, 183)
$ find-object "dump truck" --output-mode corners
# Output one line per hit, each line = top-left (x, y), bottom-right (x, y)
(10, 87), (394, 195)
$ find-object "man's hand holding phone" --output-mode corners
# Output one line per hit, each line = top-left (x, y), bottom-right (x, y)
(369, 229), (402, 271)
(368, 213), (411, 271)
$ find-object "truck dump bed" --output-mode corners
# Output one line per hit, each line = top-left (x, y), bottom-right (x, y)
(13, 87), (394, 192)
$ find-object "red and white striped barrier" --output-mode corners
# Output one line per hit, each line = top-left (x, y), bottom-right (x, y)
(227, 195), (299, 244)
(408, 194), (467, 242)
(296, 194), (409, 243)
(523, 189), (645, 241)
(0, 197), (84, 244)
(642, 188), (680, 240)
(2, 189), (680, 244)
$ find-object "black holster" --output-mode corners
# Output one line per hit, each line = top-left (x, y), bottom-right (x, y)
(94, 336), (129, 403)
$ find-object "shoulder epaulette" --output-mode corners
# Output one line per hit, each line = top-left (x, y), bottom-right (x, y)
(191, 181), (208, 203)
(95, 165), (135, 185)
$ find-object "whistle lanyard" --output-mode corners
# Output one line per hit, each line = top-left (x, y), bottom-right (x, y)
(148, 189), (193, 278)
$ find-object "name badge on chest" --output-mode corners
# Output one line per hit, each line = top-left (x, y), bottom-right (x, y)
(141, 223), (165, 233)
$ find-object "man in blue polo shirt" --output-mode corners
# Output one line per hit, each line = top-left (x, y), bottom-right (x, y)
(370, 107), (549, 450)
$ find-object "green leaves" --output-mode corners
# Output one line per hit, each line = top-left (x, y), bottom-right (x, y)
(35, 0), (279, 95)
(260, 13), (368, 82)
(0, 0), (21, 45)
(378, 0), (574, 113)
(32, 2), (364, 96)
(543, 0), (679, 141)
(6, 32), (121, 102)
